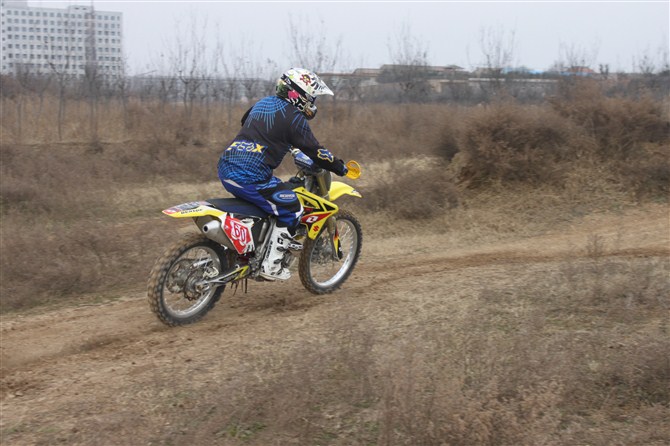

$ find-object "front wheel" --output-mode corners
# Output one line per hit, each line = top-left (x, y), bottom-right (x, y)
(299, 209), (362, 294)
(148, 233), (231, 326)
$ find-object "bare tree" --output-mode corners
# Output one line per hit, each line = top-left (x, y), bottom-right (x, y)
(229, 40), (277, 104)
(660, 41), (670, 74)
(476, 25), (517, 99)
(384, 21), (431, 103)
(286, 16), (341, 74)
(167, 14), (211, 118)
(551, 41), (600, 73)
(45, 26), (77, 141)
(211, 34), (240, 127)
(147, 52), (178, 111)
(633, 44), (668, 76)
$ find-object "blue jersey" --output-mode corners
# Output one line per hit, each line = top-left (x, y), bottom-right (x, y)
(218, 96), (346, 184)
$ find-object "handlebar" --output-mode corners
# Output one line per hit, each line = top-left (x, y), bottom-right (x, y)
(290, 148), (320, 174)
(290, 148), (361, 180)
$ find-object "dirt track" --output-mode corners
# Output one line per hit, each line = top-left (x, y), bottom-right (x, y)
(1, 204), (668, 445)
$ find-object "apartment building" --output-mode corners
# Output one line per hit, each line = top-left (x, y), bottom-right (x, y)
(1, 0), (123, 77)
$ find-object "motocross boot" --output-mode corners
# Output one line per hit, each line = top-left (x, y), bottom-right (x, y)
(259, 226), (300, 281)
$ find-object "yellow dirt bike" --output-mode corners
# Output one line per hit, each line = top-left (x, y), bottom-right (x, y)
(147, 151), (362, 326)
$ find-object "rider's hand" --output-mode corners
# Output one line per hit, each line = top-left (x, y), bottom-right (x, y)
(332, 159), (348, 176)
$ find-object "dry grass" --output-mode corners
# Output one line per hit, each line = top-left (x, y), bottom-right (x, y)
(1, 85), (669, 445)
(2, 85), (668, 310)
(123, 239), (669, 446)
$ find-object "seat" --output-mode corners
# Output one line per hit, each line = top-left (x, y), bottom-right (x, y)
(205, 198), (268, 218)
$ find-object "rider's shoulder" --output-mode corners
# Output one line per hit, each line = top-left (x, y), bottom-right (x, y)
(248, 96), (290, 118)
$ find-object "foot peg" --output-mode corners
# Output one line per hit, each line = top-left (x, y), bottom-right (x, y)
(286, 241), (303, 251)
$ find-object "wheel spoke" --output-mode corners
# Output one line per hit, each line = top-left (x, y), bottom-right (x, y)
(306, 215), (360, 289)
(162, 246), (220, 318)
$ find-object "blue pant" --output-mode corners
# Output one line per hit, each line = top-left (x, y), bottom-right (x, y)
(220, 176), (303, 229)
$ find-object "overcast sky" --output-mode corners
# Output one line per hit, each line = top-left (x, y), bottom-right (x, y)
(33, 1), (669, 75)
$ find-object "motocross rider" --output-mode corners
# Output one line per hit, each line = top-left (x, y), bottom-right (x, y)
(217, 68), (349, 281)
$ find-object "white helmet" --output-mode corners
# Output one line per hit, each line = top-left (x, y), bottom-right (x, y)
(276, 68), (333, 120)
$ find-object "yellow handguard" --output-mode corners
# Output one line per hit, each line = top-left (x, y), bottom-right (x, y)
(345, 160), (361, 179)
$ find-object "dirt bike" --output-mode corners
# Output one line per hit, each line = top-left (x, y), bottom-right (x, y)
(147, 150), (363, 326)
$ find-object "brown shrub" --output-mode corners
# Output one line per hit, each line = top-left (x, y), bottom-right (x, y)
(0, 141), (219, 217)
(0, 216), (182, 311)
(615, 143), (670, 200)
(549, 79), (670, 160)
(359, 161), (460, 220)
(450, 102), (576, 187)
(313, 102), (456, 161)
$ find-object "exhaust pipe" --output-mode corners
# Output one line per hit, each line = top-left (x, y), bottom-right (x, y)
(196, 216), (235, 251)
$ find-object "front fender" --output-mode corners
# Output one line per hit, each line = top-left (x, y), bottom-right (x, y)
(329, 181), (362, 201)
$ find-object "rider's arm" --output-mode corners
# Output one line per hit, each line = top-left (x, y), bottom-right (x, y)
(240, 106), (252, 126)
(288, 112), (348, 176)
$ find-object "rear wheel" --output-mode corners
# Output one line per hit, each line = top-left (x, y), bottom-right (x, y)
(299, 209), (362, 294)
(148, 233), (231, 326)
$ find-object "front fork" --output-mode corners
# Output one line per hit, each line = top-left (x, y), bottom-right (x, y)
(315, 173), (343, 261)
(326, 217), (343, 260)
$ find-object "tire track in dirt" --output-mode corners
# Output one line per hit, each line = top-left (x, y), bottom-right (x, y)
(2, 240), (665, 377)
(351, 246), (670, 297)
(0, 250), (537, 372)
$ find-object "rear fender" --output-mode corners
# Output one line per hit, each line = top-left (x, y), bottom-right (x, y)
(163, 202), (255, 254)
(163, 201), (225, 218)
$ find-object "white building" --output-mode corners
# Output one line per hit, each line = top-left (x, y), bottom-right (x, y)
(1, 0), (123, 78)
